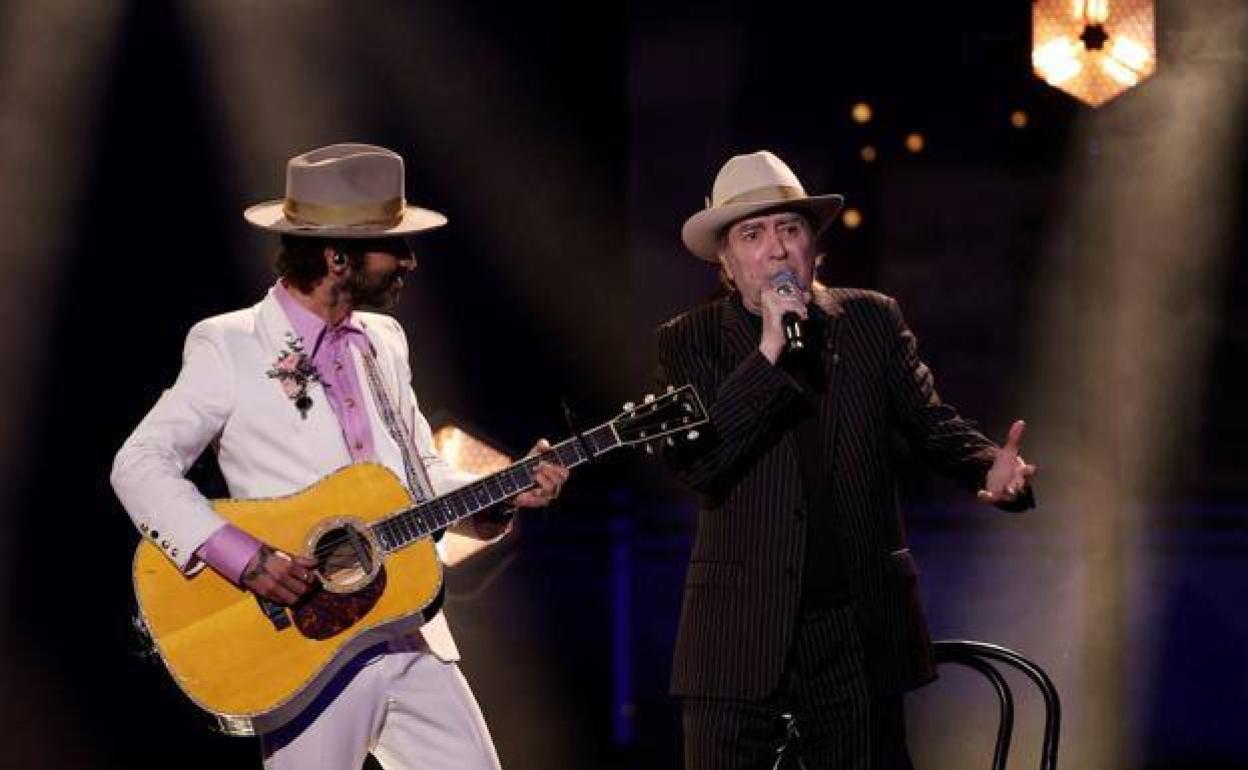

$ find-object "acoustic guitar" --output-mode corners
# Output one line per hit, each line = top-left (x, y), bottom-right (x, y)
(132, 385), (707, 735)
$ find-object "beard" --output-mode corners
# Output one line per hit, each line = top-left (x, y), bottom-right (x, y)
(343, 266), (405, 309)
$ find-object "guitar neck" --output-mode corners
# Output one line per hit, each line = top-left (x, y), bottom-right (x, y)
(370, 421), (619, 552)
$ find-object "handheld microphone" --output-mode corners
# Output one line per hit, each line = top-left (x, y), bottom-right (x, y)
(769, 269), (805, 354)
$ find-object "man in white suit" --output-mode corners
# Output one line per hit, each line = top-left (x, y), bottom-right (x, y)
(111, 143), (568, 770)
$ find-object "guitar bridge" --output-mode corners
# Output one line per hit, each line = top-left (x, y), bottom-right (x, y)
(255, 595), (292, 631)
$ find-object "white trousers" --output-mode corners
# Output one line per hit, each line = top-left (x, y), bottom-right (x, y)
(260, 646), (501, 770)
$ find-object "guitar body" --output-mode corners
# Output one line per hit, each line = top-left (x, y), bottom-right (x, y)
(133, 463), (442, 732)
(129, 384), (709, 735)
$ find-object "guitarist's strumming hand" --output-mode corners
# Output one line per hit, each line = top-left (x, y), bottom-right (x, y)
(241, 545), (320, 605)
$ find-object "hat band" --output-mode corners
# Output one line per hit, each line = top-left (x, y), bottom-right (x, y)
(718, 184), (806, 208)
(283, 197), (404, 228)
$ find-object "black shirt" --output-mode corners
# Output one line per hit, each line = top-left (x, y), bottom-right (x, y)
(736, 295), (849, 608)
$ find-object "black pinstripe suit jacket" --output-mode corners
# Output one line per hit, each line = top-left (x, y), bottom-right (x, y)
(657, 286), (1024, 699)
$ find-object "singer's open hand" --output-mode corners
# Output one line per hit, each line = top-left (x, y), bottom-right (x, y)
(758, 283), (811, 364)
(977, 419), (1038, 506)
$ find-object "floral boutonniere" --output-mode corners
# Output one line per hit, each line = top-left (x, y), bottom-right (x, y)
(266, 333), (324, 419)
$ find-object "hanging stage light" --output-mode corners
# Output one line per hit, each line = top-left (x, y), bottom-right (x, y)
(1032, 0), (1156, 107)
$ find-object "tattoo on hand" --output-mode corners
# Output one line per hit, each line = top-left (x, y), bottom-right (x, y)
(242, 546), (273, 585)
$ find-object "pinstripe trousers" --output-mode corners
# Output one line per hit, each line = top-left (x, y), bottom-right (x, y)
(682, 606), (913, 770)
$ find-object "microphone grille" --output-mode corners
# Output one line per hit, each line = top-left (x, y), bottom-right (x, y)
(769, 269), (799, 290)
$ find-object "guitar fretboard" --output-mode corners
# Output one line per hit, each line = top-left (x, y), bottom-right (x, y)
(370, 422), (618, 552)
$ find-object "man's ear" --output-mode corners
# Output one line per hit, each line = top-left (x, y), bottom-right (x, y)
(325, 246), (349, 274)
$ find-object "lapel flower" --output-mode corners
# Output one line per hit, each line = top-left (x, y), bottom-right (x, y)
(266, 333), (324, 419)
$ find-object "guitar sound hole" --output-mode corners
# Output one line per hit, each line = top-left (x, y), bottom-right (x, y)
(290, 520), (387, 641)
(312, 522), (379, 592)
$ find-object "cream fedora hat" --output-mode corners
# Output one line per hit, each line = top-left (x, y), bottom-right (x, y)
(681, 150), (844, 261)
(244, 143), (448, 238)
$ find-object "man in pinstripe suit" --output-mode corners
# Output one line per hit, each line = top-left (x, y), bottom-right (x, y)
(656, 151), (1036, 769)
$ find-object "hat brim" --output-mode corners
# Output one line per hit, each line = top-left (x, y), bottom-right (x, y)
(243, 200), (448, 238)
(681, 194), (845, 262)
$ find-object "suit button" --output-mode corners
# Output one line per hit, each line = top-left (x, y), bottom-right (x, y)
(150, 530), (160, 539)
(832, 353), (841, 365)
(161, 540), (169, 549)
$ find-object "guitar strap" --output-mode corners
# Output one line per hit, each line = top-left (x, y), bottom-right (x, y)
(359, 348), (436, 505)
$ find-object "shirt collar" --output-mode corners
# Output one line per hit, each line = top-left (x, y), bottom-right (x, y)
(271, 280), (371, 358)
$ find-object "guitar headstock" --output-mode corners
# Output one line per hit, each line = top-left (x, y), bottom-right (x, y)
(613, 384), (708, 453)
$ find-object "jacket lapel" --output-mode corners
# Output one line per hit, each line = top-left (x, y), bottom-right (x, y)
(812, 285), (845, 478)
(251, 288), (334, 427)
(718, 291), (807, 460)
(718, 293), (760, 369)
(254, 288), (299, 356)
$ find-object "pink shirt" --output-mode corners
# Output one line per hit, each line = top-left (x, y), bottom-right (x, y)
(195, 281), (383, 584)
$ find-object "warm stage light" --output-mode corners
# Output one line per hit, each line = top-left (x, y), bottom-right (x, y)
(1033, 37), (1084, 85)
(1109, 36), (1151, 71)
(1011, 110), (1030, 129)
(1101, 55), (1139, 86)
(841, 208), (862, 229)
(904, 133), (925, 153)
(1078, 0), (1110, 24)
(851, 102), (873, 124)
(860, 145), (877, 162)
(1033, 0), (1156, 107)
(432, 424), (513, 475)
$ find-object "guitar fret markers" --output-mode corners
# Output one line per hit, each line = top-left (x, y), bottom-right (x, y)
(373, 427), (611, 551)
(367, 392), (702, 553)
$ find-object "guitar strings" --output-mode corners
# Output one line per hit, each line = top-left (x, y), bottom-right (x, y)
(302, 426), (618, 564)
(306, 480), (541, 564)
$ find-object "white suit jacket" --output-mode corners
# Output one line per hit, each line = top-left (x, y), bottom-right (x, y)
(111, 286), (478, 660)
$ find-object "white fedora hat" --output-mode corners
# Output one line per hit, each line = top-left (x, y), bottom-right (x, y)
(681, 150), (844, 261)
(244, 143), (448, 238)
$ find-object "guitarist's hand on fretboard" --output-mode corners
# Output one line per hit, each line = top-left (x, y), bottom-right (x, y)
(241, 545), (320, 605)
(508, 438), (570, 511)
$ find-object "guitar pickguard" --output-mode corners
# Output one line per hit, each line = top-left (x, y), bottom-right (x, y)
(291, 568), (387, 641)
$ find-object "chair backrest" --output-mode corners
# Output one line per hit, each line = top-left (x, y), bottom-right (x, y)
(931, 640), (1061, 770)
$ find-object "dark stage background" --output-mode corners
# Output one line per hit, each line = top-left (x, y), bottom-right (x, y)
(1, 1), (1245, 769)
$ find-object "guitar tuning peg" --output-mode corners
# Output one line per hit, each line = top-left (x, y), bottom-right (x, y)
(686, 430), (700, 441)
(644, 393), (656, 403)
(666, 385), (675, 393)
(623, 401), (635, 411)
(644, 443), (655, 455)
(665, 436), (675, 446)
